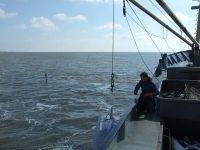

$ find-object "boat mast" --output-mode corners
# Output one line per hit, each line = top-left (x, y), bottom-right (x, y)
(191, 1), (200, 66)
(156, 0), (200, 66)
(191, 2), (200, 46)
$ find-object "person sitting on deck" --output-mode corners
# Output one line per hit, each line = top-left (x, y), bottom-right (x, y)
(134, 72), (159, 115)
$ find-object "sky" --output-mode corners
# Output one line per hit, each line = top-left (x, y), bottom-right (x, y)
(0, 0), (199, 52)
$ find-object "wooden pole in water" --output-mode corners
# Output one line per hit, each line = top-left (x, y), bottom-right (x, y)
(45, 72), (47, 84)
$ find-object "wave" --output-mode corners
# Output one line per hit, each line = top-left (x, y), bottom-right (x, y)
(35, 103), (57, 111)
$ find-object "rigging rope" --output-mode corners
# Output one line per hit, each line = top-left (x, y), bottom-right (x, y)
(148, 0), (181, 32)
(125, 16), (155, 77)
(124, 0), (159, 81)
(162, 27), (167, 39)
(126, 11), (167, 39)
(164, 38), (175, 53)
(126, 0), (162, 54)
(127, 0), (189, 54)
(149, 0), (191, 52)
(126, 0), (175, 55)
(111, 0), (115, 92)
(126, 12), (167, 39)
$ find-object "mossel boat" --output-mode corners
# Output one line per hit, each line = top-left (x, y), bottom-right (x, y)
(93, 0), (200, 150)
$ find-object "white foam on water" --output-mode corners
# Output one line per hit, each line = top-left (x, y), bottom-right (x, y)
(38, 144), (74, 150)
(25, 118), (40, 126)
(52, 145), (73, 150)
(52, 126), (96, 150)
(90, 82), (110, 93)
(36, 103), (57, 111)
(1, 110), (12, 120)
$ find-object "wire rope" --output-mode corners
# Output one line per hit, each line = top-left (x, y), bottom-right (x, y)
(126, 0), (162, 54)
(149, 0), (192, 49)
(148, 0), (181, 32)
(125, 16), (156, 78)
(126, 12), (164, 39)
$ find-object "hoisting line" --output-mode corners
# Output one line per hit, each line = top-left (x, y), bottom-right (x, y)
(111, 0), (115, 92)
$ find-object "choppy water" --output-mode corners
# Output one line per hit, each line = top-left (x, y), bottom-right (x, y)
(0, 52), (160, 150)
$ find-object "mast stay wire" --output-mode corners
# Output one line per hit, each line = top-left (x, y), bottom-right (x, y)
(163, 39), (175, 53)
(124, 1), (160, 81)
(126, 0), (191, 54)
(162, 28), (176, 53)
(148, 0), (192, 48)
(125, 16), (160, 81)
(148, 0), (182, 32)
(126, 0), (162, 54)
(162, 27), (167, 39)
(127, 11), (175, 53)
(126, 1), (179, 54)
(126, 7), (178, 54)
(126, 12), (167, 39)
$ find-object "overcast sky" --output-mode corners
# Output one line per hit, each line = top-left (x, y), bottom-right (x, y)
(0, 0), (199, 52)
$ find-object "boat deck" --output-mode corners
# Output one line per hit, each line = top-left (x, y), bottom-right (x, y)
(108, 114), (162, 150)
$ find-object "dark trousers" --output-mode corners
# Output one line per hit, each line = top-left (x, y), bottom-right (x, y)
(136, 96), (155, 114)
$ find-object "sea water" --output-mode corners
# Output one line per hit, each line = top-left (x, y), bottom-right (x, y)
(0, 52), (160, 150)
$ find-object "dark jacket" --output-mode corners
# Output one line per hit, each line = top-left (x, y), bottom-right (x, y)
(134, 78), (159, 97)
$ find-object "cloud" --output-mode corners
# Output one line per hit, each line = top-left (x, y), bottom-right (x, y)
(52, 13), (87, 21)
(96, 23), (122, 30)
(175, 12), (189, 22)
(0, 8), (17, 19)
(158, 11), (189, 23)
(30, 17), (55, 29)
(18, 24), (27, 30)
